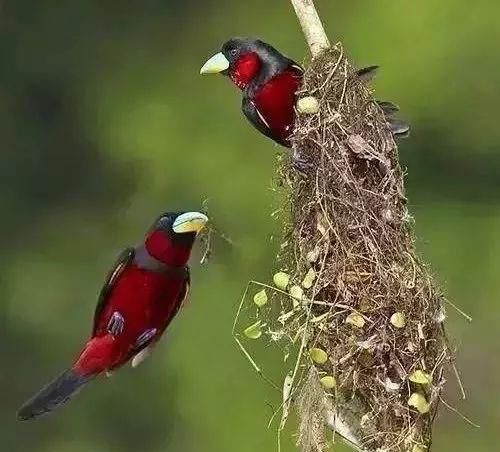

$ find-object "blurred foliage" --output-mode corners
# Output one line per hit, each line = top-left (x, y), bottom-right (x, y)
(0, 1), (498, 451)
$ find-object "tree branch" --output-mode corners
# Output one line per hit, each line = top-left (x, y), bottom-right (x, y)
(290, 0), (330, 56)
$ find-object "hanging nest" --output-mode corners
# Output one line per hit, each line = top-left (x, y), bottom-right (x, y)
(279, 44), (451, 452)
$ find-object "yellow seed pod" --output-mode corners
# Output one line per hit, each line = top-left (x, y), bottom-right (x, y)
(273, 272), (290, 290)
(408, 393), (430, 414)
(253, 289), (268, 307)
(346, 313), (365, 328)
(320, 375), (336, 389)
(296, 96), (320, 114)
(302, 268), (316, 289)
(244, 321), (262, 339)
(309, 347), (328, 364)
(390, 312), (406, 328)
(409, 370), (433, 385)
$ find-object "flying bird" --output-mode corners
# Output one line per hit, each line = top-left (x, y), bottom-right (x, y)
(17, 211), (208, 421)
(200, 38), (409, 152)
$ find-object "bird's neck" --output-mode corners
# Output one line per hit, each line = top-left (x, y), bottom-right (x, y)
(230, 52), (262, 90)
(143, 230), (193, 268)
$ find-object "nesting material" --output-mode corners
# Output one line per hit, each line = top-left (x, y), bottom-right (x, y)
(281, 45), (450, 451)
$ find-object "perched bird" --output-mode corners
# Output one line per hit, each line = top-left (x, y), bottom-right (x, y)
(17, 211), (208, 421)
(201, 37), (303, 148)
(200, 38), (409, 151)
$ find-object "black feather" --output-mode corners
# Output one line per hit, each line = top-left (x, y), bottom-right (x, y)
(356, 65), (379, 82)
(17, 370), (92, 421)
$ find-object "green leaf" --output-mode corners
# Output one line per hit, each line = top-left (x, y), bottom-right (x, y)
(302, 268), (316, 289)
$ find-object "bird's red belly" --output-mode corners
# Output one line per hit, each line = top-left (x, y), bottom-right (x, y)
(75, 267), (185, 374)
(254, 71), (301, 144)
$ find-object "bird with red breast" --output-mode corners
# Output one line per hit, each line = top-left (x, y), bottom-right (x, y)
(17, 211), (208, 420)
(201, 37), (409, 166)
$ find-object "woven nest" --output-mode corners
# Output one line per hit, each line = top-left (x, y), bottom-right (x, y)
(276, 45), (451, 452)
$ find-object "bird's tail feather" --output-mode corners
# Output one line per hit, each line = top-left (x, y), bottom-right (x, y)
(17, 369), (92, 421)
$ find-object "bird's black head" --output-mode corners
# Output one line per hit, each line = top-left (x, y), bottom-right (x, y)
(145, 211), (208, 265)
(201, 37), (295, 89)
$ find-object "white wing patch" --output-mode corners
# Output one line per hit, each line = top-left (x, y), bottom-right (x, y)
(251, 100), (271, 130)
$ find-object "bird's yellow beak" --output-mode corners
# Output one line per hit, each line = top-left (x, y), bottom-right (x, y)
(200, 52), (229, 74)
(172, 212), (208, 234)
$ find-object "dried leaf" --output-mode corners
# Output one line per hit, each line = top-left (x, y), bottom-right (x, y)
(302, 268), (316, 289)
(289, 285), (304, 302)
(280, 372), (294, 429)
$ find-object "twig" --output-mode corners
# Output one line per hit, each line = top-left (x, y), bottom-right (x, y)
(290, 0), (330, 56)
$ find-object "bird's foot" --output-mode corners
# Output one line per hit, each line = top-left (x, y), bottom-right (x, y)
(135, 328), (157, 349)
(107, 312), (125, 336)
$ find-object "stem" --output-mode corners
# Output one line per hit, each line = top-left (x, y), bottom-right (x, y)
(290, 0), (330, 56)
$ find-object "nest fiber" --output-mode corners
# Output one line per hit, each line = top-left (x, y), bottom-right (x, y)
(283, 45), (449, 452)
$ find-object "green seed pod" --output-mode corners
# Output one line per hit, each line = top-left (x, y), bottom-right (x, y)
(408, 370), (433, 385)
(244, 321), (262, 339)
(296, 96), (320, 114)
(309, 347), (328, 364)
(408, 392), (430, 414)
(273, 272), (290, 290)
(390, 312), (406, 328)
(320, 375), (336, 389)
(346, 313), (365, 328)
(253, 289), (268, 307)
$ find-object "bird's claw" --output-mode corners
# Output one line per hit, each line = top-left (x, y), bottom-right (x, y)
(107, 312), (125, 336)
(135, 328), (157, 349)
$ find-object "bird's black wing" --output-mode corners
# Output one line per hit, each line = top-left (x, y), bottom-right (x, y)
(242, 97), (288, 147)
(92, 247), (135, 336)
(164, 267), (191, 328)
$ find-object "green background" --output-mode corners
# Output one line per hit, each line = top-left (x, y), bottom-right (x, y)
(1, 1), (498, 451)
